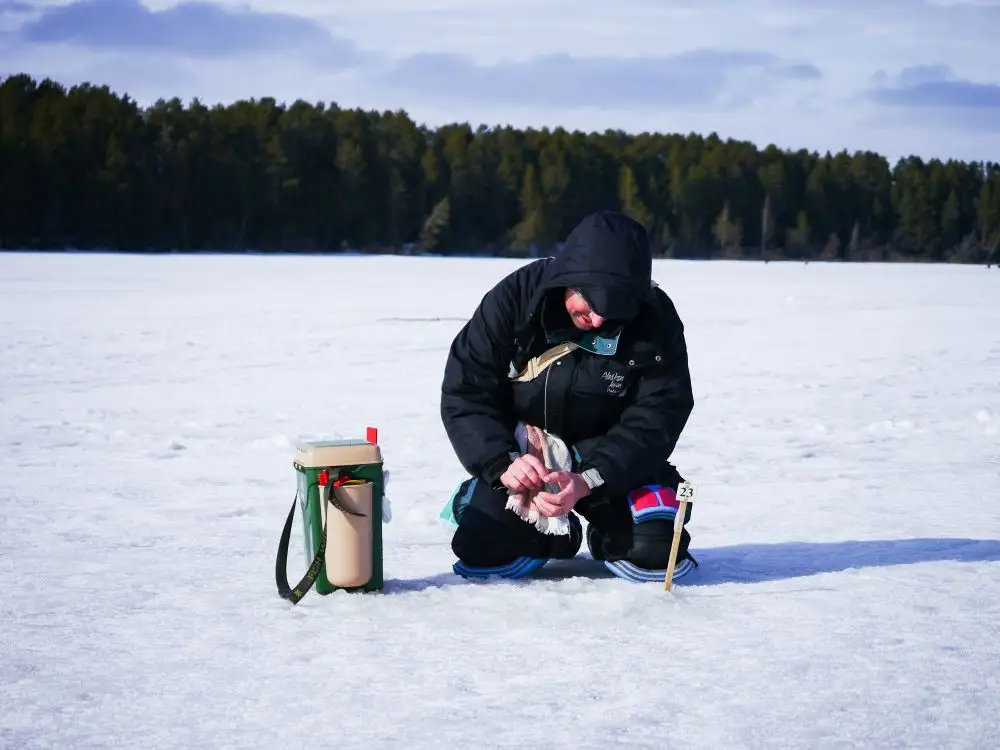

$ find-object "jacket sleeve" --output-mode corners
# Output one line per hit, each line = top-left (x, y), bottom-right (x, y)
(440, 268), (527, 485)
(577, 315), (694, 497)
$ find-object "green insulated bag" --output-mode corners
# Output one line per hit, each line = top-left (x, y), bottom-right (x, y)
(275, 427), (385, 603)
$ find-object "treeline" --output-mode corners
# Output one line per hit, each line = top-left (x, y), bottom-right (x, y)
(2, 73), (999, 263)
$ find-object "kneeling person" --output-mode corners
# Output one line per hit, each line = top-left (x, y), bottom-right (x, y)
(439, 211), (698, 582)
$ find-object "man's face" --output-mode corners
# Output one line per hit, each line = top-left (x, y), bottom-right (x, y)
(563, 288), (606, 330)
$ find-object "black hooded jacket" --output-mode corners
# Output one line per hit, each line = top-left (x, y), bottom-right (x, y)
(440, 211), (694, 498)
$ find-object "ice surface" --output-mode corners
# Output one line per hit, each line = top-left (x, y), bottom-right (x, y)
(1, 253), (998, 749)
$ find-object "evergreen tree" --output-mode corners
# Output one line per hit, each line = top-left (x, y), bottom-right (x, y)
(0, 72), (995, 263)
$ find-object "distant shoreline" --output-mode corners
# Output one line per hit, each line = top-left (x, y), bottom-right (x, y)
(1, 247), (997, 266)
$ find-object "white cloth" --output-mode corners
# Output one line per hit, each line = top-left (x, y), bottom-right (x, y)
(504, 422), (573, 536)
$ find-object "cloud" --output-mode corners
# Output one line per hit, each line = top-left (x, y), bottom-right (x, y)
(782, 63), (824, 80)
(871, 65), (1000, 108)
(878, 80), (1000, 109)
(11, 0), (363, 65)
(378, 49), (822, 110)
(2, 0), (1000, 162)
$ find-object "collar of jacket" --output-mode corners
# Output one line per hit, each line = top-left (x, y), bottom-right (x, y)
(544, 324), (621, 355)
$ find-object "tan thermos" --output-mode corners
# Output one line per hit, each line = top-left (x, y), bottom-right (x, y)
(322, 481), (373, 588)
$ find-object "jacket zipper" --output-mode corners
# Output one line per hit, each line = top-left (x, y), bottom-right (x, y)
(543, 362), (551, 432)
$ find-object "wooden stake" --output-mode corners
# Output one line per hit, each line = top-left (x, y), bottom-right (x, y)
(664, 481), (698, 591)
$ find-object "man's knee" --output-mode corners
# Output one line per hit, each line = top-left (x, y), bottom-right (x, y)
(587, 517), (692, 567)
(584, 482), (693, 569)
(451, 505), (530, 567)
(450, 491), (583, 567)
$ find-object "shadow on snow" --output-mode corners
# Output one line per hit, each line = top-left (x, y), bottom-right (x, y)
(384, 537), (1000, 592)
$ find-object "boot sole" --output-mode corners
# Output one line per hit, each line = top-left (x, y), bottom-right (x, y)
(604, 556), (697, 583)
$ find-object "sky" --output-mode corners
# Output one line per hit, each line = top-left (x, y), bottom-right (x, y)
(1, 0), (999, 164)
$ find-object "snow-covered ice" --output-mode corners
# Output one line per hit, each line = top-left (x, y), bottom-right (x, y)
(1, 252), (998, 749)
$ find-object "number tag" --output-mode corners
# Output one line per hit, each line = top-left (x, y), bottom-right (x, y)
(677, 482), (698, 502)
(674, 481), (698, 530)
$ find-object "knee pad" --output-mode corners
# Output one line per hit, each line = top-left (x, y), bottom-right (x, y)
(586, 484), (694, 569)
(627, 483), (690, 524)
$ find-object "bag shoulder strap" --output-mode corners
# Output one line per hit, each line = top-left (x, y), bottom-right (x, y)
(274, 479), (367, 605)
(274, 492), (326, 605)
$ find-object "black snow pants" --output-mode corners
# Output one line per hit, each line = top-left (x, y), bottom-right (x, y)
(450, 468), (693, 571)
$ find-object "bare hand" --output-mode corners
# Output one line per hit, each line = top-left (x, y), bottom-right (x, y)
(533, 471), (591, 517)
(500, 454), (548, 493)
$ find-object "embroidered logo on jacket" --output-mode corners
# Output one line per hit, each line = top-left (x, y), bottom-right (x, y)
(601, 369), (626, 395)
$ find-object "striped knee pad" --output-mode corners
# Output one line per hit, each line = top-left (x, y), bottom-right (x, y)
(626, 484), (682, 523)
